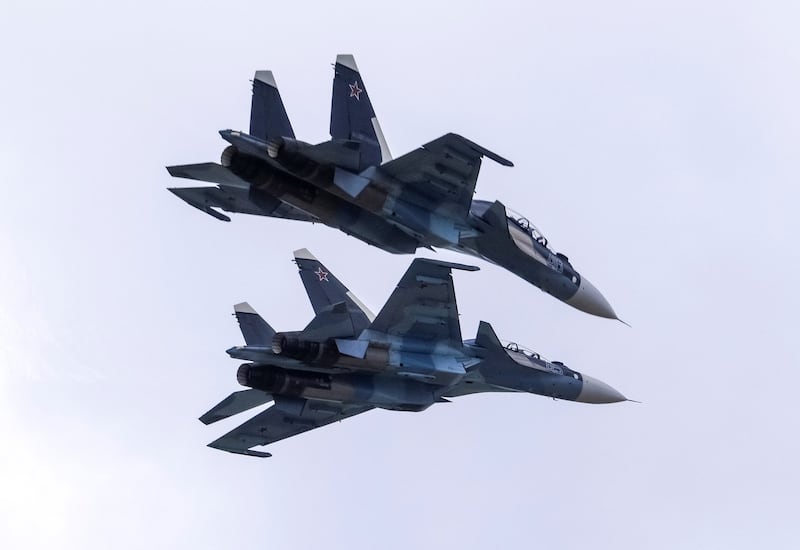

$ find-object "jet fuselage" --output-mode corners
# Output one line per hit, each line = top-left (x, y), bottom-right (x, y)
(219, 133), (616, 318)
(228, 332), (625, 411)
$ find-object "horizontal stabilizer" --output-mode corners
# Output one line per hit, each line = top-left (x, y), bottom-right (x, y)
(207, 395), (373, 458)
(199, 389), (273, 425)
(234, 302), (275, 345)
(208, 441), (273, 458)
(168, 186), (319, 224)
(169, 187), (232, 221)
(166, 163), (249, 189)
(169, 185), (271, 222)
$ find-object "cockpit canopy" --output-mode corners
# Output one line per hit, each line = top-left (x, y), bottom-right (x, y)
(503, 341), (544, 361)
(503, 341), (577, 378)
(506, 207), (550, 249)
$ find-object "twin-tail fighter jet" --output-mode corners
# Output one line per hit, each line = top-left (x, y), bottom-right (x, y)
(201, 249), (627, 458)
(168, 55), (619, 320)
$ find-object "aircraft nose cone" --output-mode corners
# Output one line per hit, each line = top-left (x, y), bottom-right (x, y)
(576, 375), (626, 404)
(566, 276), (617, 319)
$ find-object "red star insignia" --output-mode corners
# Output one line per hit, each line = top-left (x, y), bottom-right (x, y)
(314, 267), (329, 282)
(349, 81), (363, 101)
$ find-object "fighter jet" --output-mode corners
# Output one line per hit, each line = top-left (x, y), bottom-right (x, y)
(167, 55), (619, 319)
(201, 249), (627, 458)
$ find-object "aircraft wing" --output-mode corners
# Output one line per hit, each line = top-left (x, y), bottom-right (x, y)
(207, 396), (373, 458)
(168, 185), (318, 223)
(369, 258), (478, 346)
(377, 133), (513, 221)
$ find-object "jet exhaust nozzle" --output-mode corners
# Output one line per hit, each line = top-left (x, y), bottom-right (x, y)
(237, 364), (336, 398)
(220, 145), (237, 167)
(220, 146), (271, 182)
(236, 363), (253, 387)
(266, 138), (283, 159)
(238, 363), (303, 393)
(266, 137), (309, 160)
(271, 333), (390, 373)
(271, 332), (338, 364)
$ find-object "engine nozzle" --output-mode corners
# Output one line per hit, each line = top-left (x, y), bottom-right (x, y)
(220, 145), (237, 167)
(271, 332), (339, 364)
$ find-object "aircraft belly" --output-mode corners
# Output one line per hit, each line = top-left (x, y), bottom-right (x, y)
(240, 364), (437, 410)
(481, 363), (582, 401)
(389, 351), (466, 386)
(384, 199), (460, 245)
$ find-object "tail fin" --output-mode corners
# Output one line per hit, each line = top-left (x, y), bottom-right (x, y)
(330, 54), (392, 169)
(249, 70), (295, 141)
(234, 302), (275, 345)
(293, 248), (374, 331)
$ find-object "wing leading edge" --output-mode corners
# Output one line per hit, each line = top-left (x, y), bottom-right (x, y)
(369, 258), (478, 346)
(377, 133), (513, 222)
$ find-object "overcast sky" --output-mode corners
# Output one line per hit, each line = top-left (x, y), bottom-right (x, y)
(1, 1), (799, 548)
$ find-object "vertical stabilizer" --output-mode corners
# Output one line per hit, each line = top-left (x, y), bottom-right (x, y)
(330, 54), (392, 168)
(250, 70), (295, 141)
(234, 302), (275, 345)
(293, 248), (374, 333)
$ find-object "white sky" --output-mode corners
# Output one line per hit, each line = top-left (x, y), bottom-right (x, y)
(1, 1), (799, 548)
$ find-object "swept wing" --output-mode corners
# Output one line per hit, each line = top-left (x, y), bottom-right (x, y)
(377, 133), (513, 221)
(369, 258), (478, 346)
